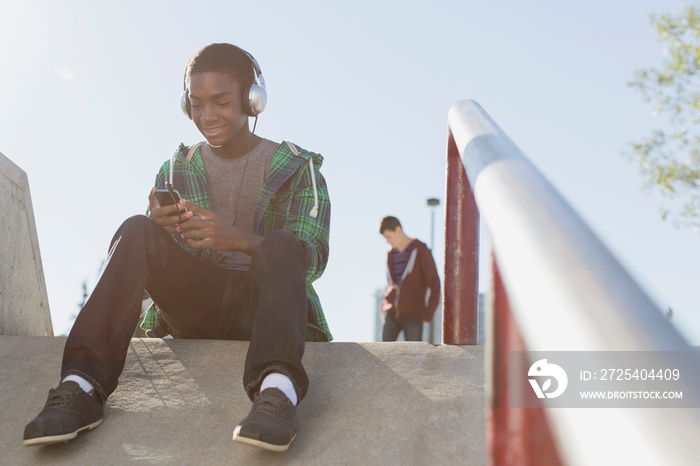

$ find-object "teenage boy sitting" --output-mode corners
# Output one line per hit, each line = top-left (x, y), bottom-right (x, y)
(23, 43), (332, 453)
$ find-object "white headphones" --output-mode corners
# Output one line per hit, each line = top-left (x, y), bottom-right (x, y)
(181, 46), (267, 119)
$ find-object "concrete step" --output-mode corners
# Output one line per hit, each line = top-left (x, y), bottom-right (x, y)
(0, 336), (485, 465)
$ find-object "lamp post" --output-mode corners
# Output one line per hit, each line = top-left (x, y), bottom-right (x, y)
(426, 197), (440, 344)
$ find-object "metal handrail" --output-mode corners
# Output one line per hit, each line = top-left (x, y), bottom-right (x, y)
(444, 99), (700, 465)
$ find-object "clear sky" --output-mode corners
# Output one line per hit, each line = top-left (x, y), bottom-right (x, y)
(1, 0), (699, 344)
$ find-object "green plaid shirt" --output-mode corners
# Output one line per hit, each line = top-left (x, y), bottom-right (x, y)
(142, 140), (332, 341)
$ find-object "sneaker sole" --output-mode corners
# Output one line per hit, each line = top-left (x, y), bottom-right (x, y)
(23, 418), (103, 446)
(232, 425), (296, 452)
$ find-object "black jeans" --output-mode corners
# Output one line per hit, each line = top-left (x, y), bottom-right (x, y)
(382, 313), (423, 342)
(62, 215), (309, 403)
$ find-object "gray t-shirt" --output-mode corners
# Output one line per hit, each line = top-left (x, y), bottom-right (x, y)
(200, 138), (279, 270)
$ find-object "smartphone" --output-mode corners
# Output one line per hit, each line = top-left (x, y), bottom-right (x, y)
(155, 188), (188, 243)
(155, 188), (182, 207)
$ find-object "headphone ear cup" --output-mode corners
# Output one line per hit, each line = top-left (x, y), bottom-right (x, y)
(247, 82), (267, 116)
(181, 89), (192, 119)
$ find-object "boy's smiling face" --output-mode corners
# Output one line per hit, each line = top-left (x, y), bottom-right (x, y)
(187, 71), (248, 157)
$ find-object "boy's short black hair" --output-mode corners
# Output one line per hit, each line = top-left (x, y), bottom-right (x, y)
(185, 43), (255, 91)
(379, 216), (402, 234)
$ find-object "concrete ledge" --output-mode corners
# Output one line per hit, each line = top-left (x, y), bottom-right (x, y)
(0, 337), (485, 465)
(0, 152), (52, 336)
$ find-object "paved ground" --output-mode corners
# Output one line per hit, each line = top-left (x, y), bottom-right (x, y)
(1, 336), (485, 465)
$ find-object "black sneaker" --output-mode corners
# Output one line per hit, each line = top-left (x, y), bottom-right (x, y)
(233, 388), (299, 452)
(23, 381), (104, 446)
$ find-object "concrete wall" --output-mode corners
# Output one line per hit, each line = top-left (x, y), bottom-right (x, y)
(0, 152), (52, 336)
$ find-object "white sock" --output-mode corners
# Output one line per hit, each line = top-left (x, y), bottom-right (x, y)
(260, 372), (297, 406)
(63, 375), (94, 394)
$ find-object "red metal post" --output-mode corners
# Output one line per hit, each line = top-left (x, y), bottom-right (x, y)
(442, 130), (479, 345)
(488, 255), (563, 466)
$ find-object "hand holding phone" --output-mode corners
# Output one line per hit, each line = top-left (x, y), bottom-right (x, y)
(148, 186), (187, 234)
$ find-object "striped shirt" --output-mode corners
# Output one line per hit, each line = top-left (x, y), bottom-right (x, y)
(391, 246), (413, 284)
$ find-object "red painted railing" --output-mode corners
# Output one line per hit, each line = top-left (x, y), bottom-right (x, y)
(441, 100), (700, 465)
(442, 130), (479, 345)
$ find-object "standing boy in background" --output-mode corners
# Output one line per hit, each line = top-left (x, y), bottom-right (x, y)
(379, 216), (440, 341)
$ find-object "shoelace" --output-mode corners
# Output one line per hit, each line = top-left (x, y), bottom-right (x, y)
(254, 391), (286, 415)
(44, 384), (80, 408)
